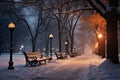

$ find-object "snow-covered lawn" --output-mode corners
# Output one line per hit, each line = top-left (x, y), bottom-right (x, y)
(88, 59), (120, 80)
(0, 53), (120, 80)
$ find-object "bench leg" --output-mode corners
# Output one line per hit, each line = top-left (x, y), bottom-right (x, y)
(38, 61), (41, 65)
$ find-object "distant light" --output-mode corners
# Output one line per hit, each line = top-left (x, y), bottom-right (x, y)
(49, 33), (54, 39)
(95, 42), (98, 48)
(21, 45), (24, 48)
(38, 49), (40, 51)
(43, 48), (46, 50)
(78, 47), (81, 49)
(74, 46), (76, 48)
(64, 41), (68, 45)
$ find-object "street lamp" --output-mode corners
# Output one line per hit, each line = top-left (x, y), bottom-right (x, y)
(21, 45), (24, 49)
(20, 45), (24, 52)
(98, 33), (102, 39)
(49, 33), (54, 60)
(8, 22), (15, 70)
(64, 41), (68, 54)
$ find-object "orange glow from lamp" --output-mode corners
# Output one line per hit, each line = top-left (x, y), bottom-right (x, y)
(95, 42), (98, 49)
(98, 33), (102, 39)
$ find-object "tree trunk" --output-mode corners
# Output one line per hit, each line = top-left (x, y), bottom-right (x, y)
(86, 0), (119, 63)
(0, 42), (1, 55)
(70, 37), (74, 53)
(0, 48), (1, 55)
(59, 32), (62, 52)
(32, 40), (36, 52)
(58, 20), (62, 52)
(45, 40), (49, 57)
(105, 8), (119, 63)
(101, 36), (106, 58)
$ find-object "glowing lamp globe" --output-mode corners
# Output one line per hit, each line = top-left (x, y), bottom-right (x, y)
(98, 33), (102, 39)
(8, 23), (15, 31)
(49, 33), (54, 39)
(64, 41), (68, 45)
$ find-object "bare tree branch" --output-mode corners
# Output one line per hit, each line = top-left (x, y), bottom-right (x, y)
(86, 0), (104, 17)
(96, 0), (107, 10)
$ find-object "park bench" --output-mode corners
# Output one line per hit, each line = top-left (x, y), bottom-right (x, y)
(23, 52), (50, 66)
(55, 52), (67, 59)
(69, 52), (79, 57)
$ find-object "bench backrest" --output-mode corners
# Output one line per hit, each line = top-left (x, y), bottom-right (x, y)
(55, 52), (63, 59)
(55, 52), (63, 57)
(23, 52), (43, 61)
(55, 52), (68, 59)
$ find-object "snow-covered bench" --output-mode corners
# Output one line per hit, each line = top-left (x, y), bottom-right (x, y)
(23, 52), (50, 66)
(55, 52), (67, 59)
(69, 52), (79, 57)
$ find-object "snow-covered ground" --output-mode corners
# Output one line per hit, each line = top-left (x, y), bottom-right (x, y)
(0, 53), (119, 80)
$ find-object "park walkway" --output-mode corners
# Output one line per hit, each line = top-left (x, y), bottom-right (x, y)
(0, 53), (105, 80)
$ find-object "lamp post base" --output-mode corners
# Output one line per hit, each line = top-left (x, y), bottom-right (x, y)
(8, 61), (14, 70)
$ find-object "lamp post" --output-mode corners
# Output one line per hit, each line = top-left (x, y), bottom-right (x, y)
(20, 45), (24, 52)
(8, 22), (15, 70)
(49, 33), (54, 60)
(98, 33), (106, 58)
(64, 41), (68, 54)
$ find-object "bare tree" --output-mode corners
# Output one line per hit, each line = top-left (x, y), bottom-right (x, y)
(46, 0), (72, 52)
(11, 0), (51, 52)
(46, 0), (85, 52)
(65, 11), (82, 53)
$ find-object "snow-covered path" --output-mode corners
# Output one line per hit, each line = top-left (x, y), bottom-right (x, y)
(0, 53), (104, 80)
